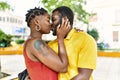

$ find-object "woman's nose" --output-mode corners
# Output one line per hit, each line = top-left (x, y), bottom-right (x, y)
(50, 23), (54, 30)
(51, 23), (54, 27)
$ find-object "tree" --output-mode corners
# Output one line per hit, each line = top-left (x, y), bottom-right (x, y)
(0, 1), (10, 10)
(41, 0), (92, 24)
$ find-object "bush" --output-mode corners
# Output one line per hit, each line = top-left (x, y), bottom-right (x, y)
(0, 29), (12, 47)
(15, 39), (25, 44)
(87, 28), (99, 41)
(97, 42), (105, 50)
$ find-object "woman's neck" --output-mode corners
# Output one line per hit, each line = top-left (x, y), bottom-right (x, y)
(30, 32), (42, 39)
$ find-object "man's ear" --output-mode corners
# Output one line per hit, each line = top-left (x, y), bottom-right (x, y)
(63, 16), (68, 21)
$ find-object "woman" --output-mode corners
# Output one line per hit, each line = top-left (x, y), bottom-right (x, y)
(23, 7), (70, 80)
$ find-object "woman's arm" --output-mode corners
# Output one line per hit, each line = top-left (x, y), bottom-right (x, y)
(28, 18), (70, 72)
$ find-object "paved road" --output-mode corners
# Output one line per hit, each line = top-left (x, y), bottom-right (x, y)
(0, 55), (26, 80)
(93, 57), (120, 80)
(0, 55), (120, 80)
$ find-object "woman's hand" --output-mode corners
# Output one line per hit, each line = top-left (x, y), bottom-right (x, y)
(57, 18), (70, 40)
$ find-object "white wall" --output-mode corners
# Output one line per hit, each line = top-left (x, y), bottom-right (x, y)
(86, 0), (120, 48)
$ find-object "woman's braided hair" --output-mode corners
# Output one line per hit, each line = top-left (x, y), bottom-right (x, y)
(25, 7), (47, 27)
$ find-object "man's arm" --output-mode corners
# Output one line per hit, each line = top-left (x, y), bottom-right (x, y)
(71, 31), (97, 80)
(71, 68), (93, 80)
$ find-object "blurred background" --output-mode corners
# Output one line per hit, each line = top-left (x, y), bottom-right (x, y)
(0, 0), (120, 80)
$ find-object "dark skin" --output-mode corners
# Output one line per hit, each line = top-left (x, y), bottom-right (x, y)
(25, 13), (70, 72)
(52, 11), (93, 80)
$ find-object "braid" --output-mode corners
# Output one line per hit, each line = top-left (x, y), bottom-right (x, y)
(25, 7), (47, 27)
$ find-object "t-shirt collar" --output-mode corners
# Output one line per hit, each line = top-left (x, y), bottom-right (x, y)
(66, 28), (75, 40)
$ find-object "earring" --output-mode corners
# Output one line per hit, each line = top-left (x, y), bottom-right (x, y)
(35, 26), (41, 31)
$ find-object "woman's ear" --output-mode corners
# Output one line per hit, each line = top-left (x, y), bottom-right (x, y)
(33, 17), (39, 26)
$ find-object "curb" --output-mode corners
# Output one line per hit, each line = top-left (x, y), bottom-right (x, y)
(0, 50), (120, 57)
(0, 50), (23, 55)
(98, 51), (120, 57)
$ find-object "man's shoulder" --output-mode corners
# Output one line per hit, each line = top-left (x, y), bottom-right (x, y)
(73, 30), (87, 38)
(48, 39), (57, 45)
(73, 30), (95, 42)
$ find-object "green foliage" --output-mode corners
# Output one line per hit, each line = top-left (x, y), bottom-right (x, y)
(72, 1), (91, 24)
(15, 39), (25, 44)
(97, 42), (104, 50)
(0, 29), (12, 47)
(87, 28), (99, 41)
(41, 0), (92, 24)
(0, 1), (10, 10)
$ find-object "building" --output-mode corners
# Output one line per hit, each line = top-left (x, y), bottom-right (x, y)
(85, 0), (120, 49)
(0, 10), (29, 40)
(0, 10), (56, 42)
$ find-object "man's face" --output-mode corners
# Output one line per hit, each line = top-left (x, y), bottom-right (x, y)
(51, 11), (61, 36)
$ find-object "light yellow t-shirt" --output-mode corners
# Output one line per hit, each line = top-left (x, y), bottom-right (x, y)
(48, 28), (97, 80)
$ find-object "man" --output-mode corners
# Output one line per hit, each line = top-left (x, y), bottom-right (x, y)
(48, 6), (97, 80)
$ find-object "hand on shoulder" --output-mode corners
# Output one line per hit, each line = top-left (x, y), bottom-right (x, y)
(74, 27), (84, 32)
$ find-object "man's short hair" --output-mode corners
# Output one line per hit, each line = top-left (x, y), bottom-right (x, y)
(52, 6), (74, 27)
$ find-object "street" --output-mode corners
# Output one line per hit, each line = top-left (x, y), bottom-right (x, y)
(0, 55), (120, 80)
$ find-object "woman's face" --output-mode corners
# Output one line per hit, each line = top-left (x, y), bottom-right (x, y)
(36, 13), (51, 34)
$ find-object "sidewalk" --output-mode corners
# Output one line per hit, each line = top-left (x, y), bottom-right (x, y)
(0, 55), (26, 80)
(93, 57), (120, 80)
(0, 55), (120, 80)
